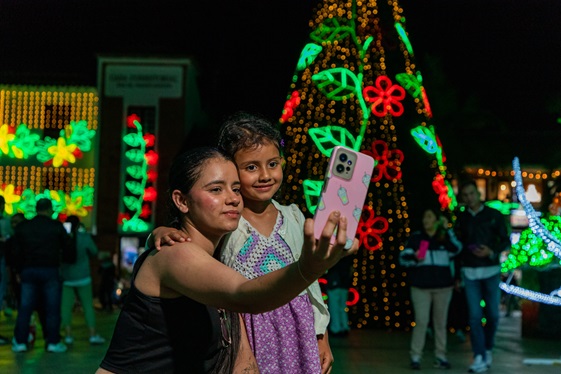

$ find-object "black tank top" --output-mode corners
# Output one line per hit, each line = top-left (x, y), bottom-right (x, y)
(99, 249), (224, 373)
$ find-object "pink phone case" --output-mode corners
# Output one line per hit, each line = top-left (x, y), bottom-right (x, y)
(313, 146), (375, 249)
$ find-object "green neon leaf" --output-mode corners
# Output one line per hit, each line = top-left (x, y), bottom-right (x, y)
(312, 67), (362, 101)
(308, 126), (357, 157)
(297, 43), (322, 71)
(303, 179), (324, 214)
(9, 124), (41, 159)
(125, 181), (144, 196)
(122, 217), (151, 233)
(395, 73), (421, 98)
(395, 22), (414, 55)
(35, 137), (57, 163)
(123, 133), (145, 148)
(411, 125), (438, 154)
(123, 195), (140, 211)
(310, 17), (354, 43)
(125, 149), (145, 163)
(126, 165), (144, 179)
(66, 120), (96, 152)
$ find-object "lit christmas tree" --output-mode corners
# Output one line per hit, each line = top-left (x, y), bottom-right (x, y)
(278, 0), (455, 329)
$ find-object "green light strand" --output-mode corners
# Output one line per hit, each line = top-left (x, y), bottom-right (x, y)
(121, 119), (150, 233)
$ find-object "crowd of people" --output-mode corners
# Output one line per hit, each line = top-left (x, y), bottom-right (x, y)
(0, 112), (514, 374)
(0, 197), (109, 353)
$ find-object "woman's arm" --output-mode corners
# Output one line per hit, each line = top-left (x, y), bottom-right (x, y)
(158, 211), (357, 314)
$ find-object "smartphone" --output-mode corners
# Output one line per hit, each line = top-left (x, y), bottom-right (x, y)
(313, 146), (375, 249)
(417, 240), (429, 260)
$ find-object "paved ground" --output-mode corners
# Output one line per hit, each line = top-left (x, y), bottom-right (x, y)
(0, 308), (560, 373)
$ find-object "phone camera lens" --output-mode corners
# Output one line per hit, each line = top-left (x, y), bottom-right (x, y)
(336, 164), (345, 173)
(347, 160), (353, 165)
(339, 153), (348, 162)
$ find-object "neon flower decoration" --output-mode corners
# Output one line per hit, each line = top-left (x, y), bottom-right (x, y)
(363, 76), (406, 117)
(347, 288), (359, 306)
(1, 121), (95, 165)
(0, 184), (94, 220)
(0, 184), (22, 215)
(356, 205), (389, 251)
(280, 91), (301, 124)
(362, 140), (404, 182)
(45, 137), (78, 167)
(0, 124), (16, 156)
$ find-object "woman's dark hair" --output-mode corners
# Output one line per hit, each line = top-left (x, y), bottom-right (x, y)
(217, 111), (281, 157)
(421, 207), (447, 242)
(167, 147), (234, 229)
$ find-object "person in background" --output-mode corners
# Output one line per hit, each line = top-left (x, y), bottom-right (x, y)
(4, 212), (26, 316)
(455, 180), (510, 373)
(61, 215), (105, 345)
(97, 147), (356, 373)
(400, 207), (462, 370)
(11, 198), (72, 353)
(97, 251), (117, 313)
(325, 255), (353, 338)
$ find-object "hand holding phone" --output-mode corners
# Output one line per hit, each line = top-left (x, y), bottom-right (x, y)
(313, 146), (375, 249)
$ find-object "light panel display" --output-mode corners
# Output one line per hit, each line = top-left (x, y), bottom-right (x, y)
(0, 86), (98, 227)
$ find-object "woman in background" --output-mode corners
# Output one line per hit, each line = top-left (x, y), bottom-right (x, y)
(400, 207), (462, 370)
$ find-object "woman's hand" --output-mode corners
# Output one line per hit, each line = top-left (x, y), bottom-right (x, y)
(152, 226), (190, 251)
(299, 211), (359, 282)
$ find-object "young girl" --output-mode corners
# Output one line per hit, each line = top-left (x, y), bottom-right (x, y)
(98, 147), (354, 374)
(153, 112), (338, 373)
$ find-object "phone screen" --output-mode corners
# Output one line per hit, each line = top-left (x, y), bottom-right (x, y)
(63, 222), (72, 234)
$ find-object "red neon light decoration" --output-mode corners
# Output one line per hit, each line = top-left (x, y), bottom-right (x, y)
(280, 91), (301, 123)
(362, 140), (404, 182)
(363, 76), (406, 117)
(356, 206), (389, 251)
(432, 174), (452, 210)
(143, 133), (156, 147)
(347, 288), (359, 306)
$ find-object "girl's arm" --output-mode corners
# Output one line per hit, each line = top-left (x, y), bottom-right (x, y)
(157, 212), (357, 314)
(147, 227), (189, 251)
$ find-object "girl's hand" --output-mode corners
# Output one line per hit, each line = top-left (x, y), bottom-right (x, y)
(152, 226), (190, 251)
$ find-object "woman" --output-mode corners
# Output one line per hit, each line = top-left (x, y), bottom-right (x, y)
(399, 207), (462, 370)
(96, 147), (356, 373)
(61, 215), (105, 345)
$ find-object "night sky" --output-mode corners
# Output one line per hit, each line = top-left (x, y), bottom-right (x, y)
(1, 0), (560, 169)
